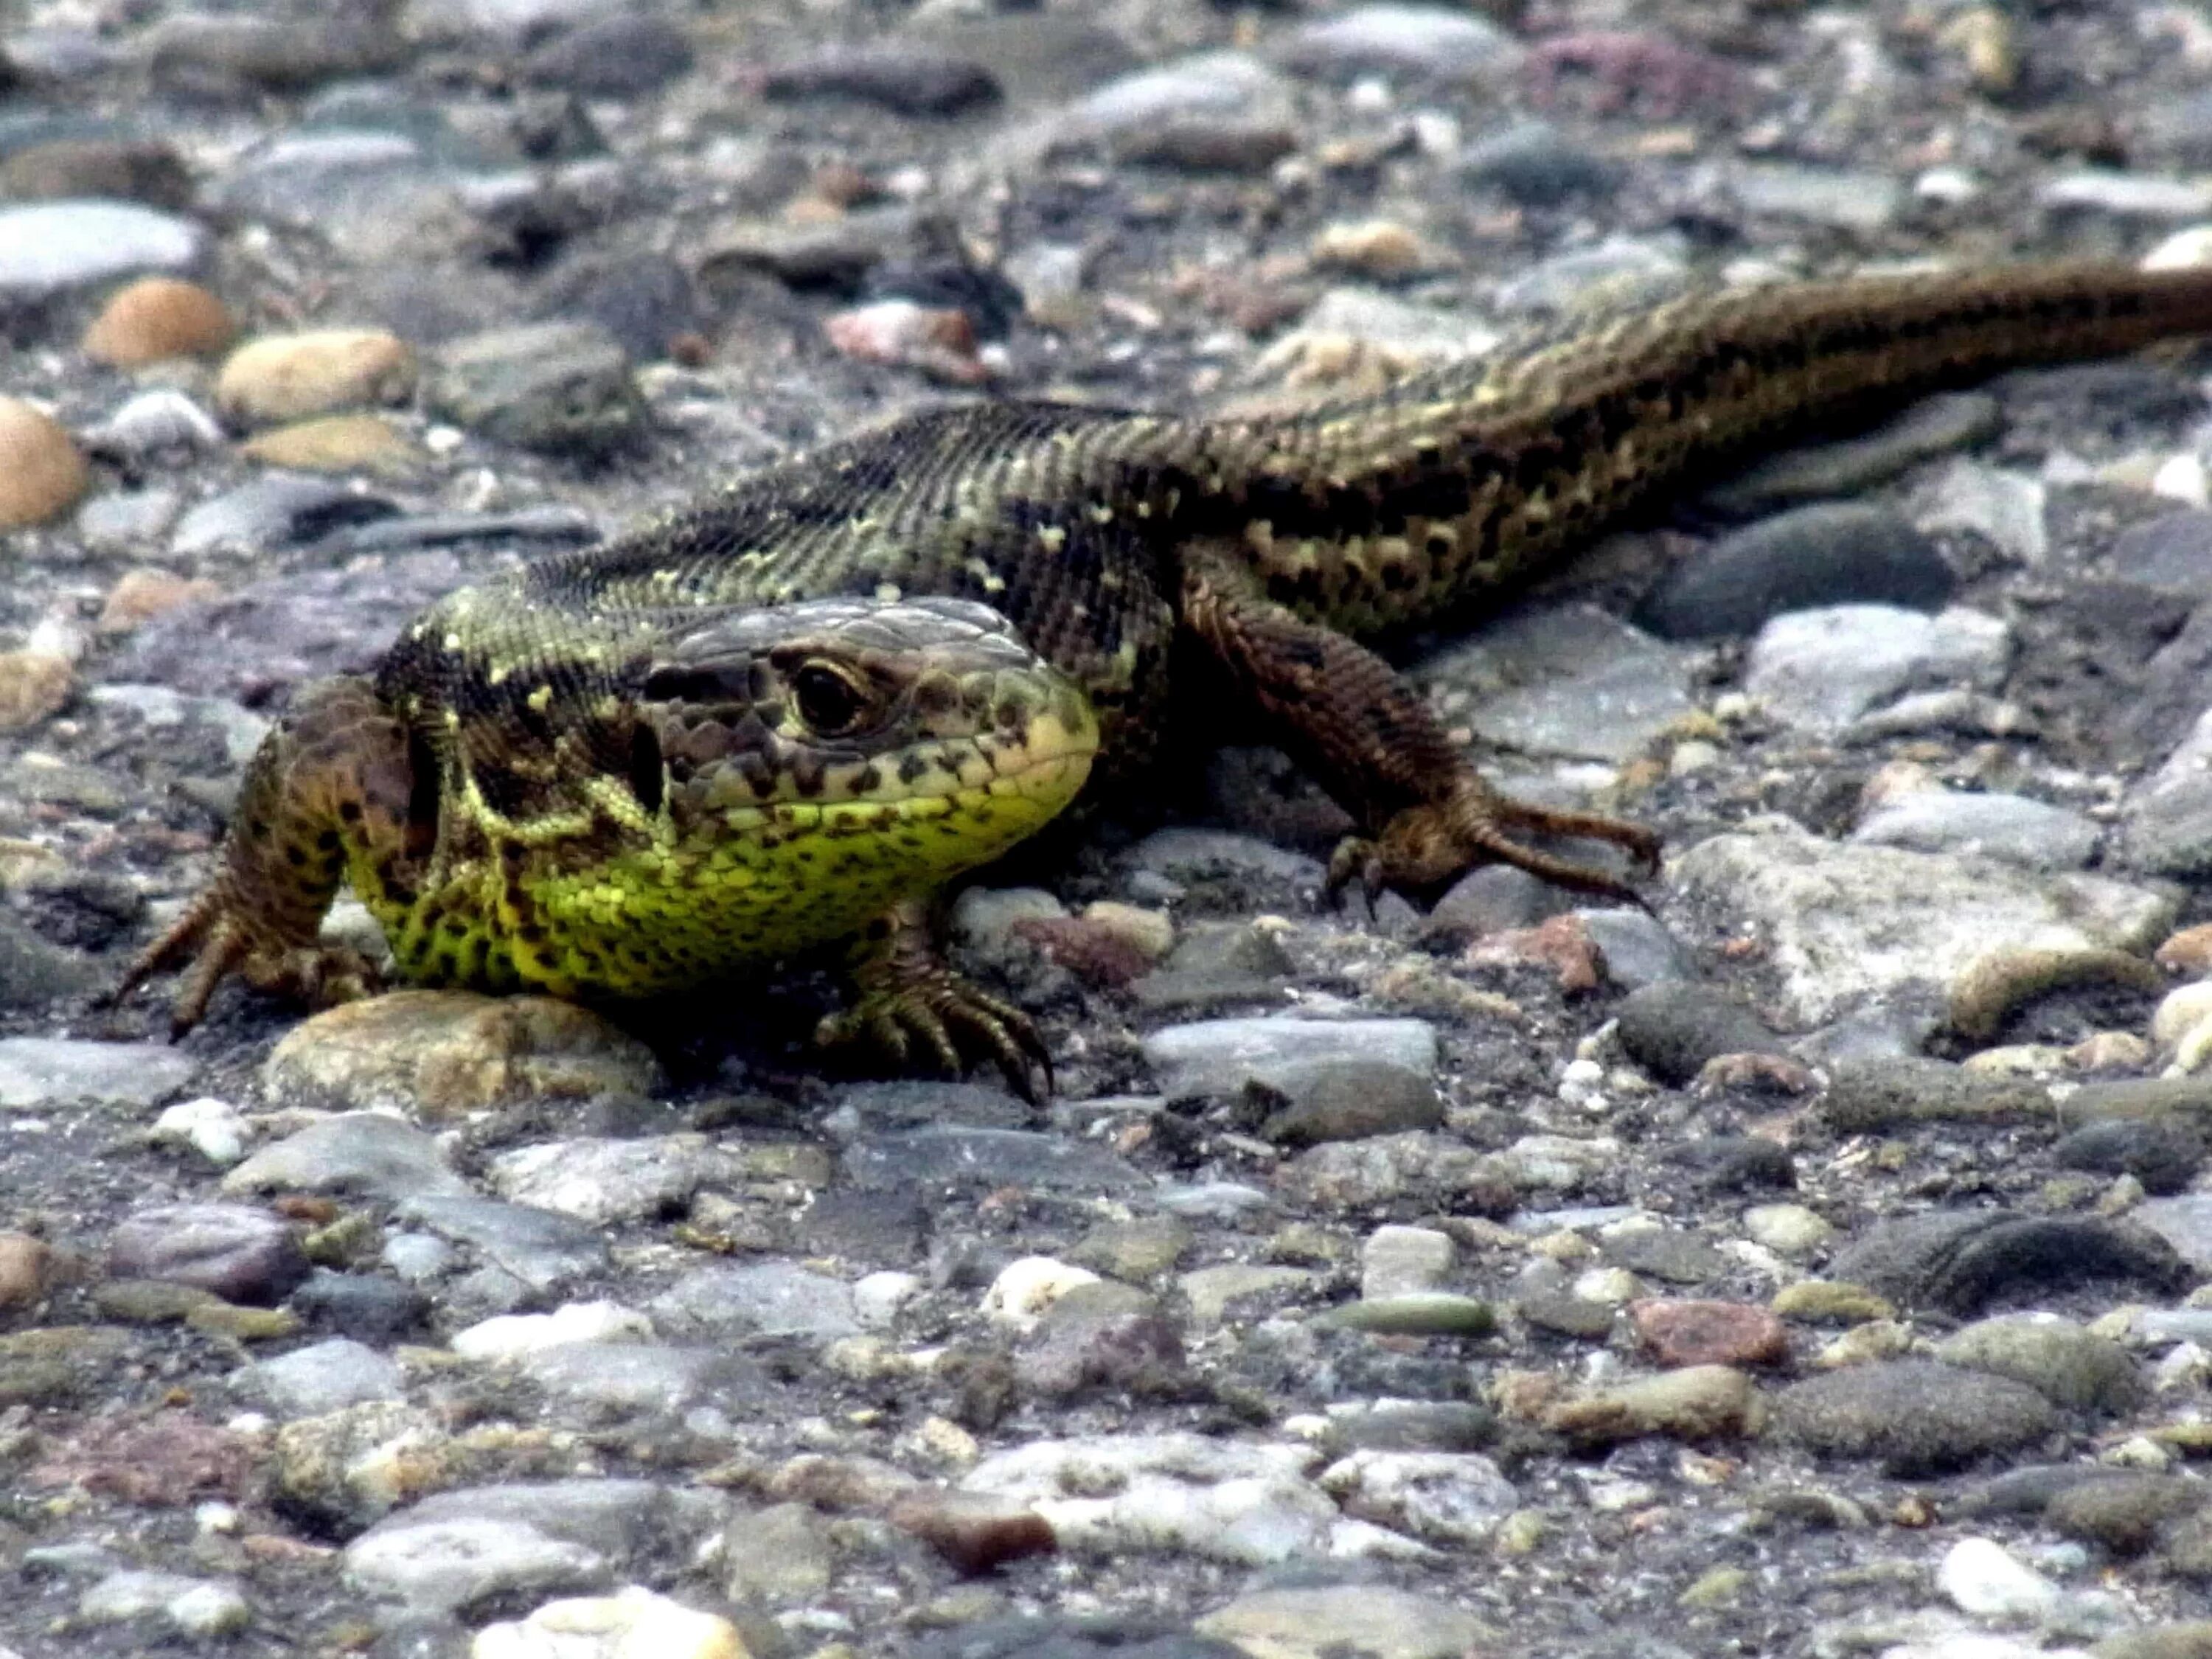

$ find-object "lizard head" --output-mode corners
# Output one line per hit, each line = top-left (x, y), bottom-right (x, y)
(470, 595), (1100, 995)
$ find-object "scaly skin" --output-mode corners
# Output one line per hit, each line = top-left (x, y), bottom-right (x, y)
(118, 260), (2212, 1091)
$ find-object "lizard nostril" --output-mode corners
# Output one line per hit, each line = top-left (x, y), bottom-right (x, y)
(627, 723), (665, 815)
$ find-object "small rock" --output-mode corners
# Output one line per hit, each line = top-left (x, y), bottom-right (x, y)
(80, 277), (234, 366)
(1853, 790), (2101, 870)
(262, 991), (663, 1120)
(1317, 1449), (1517, 1548)
(2053, 1119), (2205, 1196)
(1545, 1365), (1761, 1447)
(240, 1336), (406, 1416)
(428, 320), (642, 457)
(1936, 1314), (2146, 1413)
(1638, 505), (1953, 641)
(470, 1586), (745, 1659)
(110, 1203), (310, 1305)
(240, 414), (422, 476)
(521, 13), (695, 94)
(1830, 1208), (2191, 1315)
(1938, 1535), (2062, 1626)
(1728, 162), (1904, 232)
(1361, 1225), (1455, 1300)
(0, 201), (209, 297)
(0, 1233), (53, 1309)
(1774, 1360), (2058, 1473)
(1745, 604), (2008, 736)
(0, 137), (192, 209)
(1615, 982), (1787, 1088)
(1632, 1300), (1790, 1369)
(0, 650), (73, 729)
(1144, 1015), (1436, 1100)
(761, 42), (999, 116)
(824, 299), (985, 385)
(215, 329), (417, 425)
(1703, 394), (2001, 518)
(485, 1135), (745, 1226)
(0, 397), (87, 528)
(1281, 6), (1523, 80)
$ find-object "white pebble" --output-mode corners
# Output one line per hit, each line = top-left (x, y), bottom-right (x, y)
(983, 1256), (1099, 1331)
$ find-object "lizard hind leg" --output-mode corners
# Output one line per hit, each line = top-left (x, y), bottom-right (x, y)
(1180, 555), (1662, 911)
(111, 676), (414, 1034)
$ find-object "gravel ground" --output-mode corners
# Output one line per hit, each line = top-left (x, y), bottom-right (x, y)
(7, 1), (2212, 1657)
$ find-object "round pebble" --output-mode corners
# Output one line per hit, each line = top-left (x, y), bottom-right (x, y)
(81, 277), (235, 367)
(0, 397), (88, 527)
(215, 329), (417, 425)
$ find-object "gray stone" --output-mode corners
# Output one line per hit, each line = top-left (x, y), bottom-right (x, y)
(170, 473), (397, 557)
(1458, 119), (1613, 204)
(344, 1514), (607, 1616)
(2132, 1194), (2212, 1270)
(1576, 908), (1691, 990)
(2040, 171), (2212, 220)
(395, 1194), (608, 1290)
(521, 13), (694, 94)
(1281, 5), (1522, 78)
(1615, 982), (1787, 1087)
(1418, 604), (1696, 764)
(428, 321), (643, 457)
(0, 200), (208, 296)
(223, 1113), (467, 1202)
(1728, 162), (1904, 232)
(1852, 790), (2101, 869)
(2128, 708), (2212, 877)
(515, 1342), (751, 1418)
(1490, 235), (1688, 316)
(2053, 1119), (2205, 1195)
(1144, 1015), (1436, 1101)
(2110, 510), (2212, 598)
(1638, 505), (1953, 641)
(0, 1037), (195, 1109)
(1829, 1209), (2191, 1315)
(843, 1125), (1144, 1194)
(1745, 604), (2009, 735)
(79, 390), (218, 462)
(1669, 823), (2174, 1025)
(1775, 1360), (2058, 1474)
(484, 1134), (748, 1225)
(1915, 458), (2050, 566)
(0, 919), (100, 1012)
(240, 1338), (406, 1417)
(1256, 1057), (1442, 1147)
(649, 1262), (861, 1342)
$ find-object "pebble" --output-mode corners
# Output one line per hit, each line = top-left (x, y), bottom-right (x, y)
(427, 319), (644, 457)
(1281, 5), (1523, 80)
(1935, 1314), (2145, 1413)
(1361, 1225), (1455, 1299)
(150, 1096), (249, 1166)
(1745, 604), (2010, 735)
(223, 1112), (466, 1202)
(521, 13), (694, 94)
(1728, 162), (1904, 232)
(486, 1134), (746, 1225)
(0, 397), (88, 528)
(1851, 790), (2101, 869)
(0, 1233), (52, 1310)
(650, 1262), (860, 1343)
(80, 276), (234, 366)
(2051, 1119), (2205, 1196)
(452, 1300), (651, 1360)
(1638, 505), (1952, 641)
(1197, 1585), (1485, 1659)
(984, 1257), (1102, 1332)
(240, 413), (423, 476)
(215, 329), (418, 426)
(109, 1202), (310, 1304)
(80, 387), (226, 460)
(79, 1571), (249, 1637)
(1459, 119), (1614, 204)
(760, 42), (999, 116)
(1614, 981), (1789, 1087)
(1632, 1300), (1790, 1369)
(1545, 1365), (1761, 1447)
(0, 136), (192, 208)
(1742, 1204), (1835, 1258)
(1317, 1449), (1517, 1547)
(345, 1514), (609, 1618)
(1054, 53), (1289, 145)
(169, 472), (398, 556)
(1142, 1015), (1436, 1100)
(1775, 1360), (2058, 1474)
(1831, 1209), (2188, 1315)
(0, 200), (209, 296)
(398, 1193), (607, 1290)
(1419, 604), (1696, 765)
(0, 1037), (195, 1109)
(1703, 393), (2002, 517)
(471, 1587), (748, 1659)
(1938, 1536), (2063, 1626)
(240, 1337), (406, 1416)
(262, 991), (663, 1120)
(0, 650), (74, 729)
(2041, 172), (2212, 219)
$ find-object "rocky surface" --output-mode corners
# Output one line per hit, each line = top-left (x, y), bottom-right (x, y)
(7, 1), (2212, 1657)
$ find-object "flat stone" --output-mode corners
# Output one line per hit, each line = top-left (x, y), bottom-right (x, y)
(1745, 604), (2009, 736)
(1615, 981), (1787, 1087)
(1703, 394), (2001, 518)
(1670, 823), (2174, 1025)
(485, 1134), (746, 1225)
(1853, 790), (2101, 869)
(427, 320), (643, 458)
(223, 1113), (467, 1202)
(1144, 1015), (1436, 1100)
(842, 1125), (1144, 1194)
(1935, 1314), (2145, 1413)
(239, 1338), (405, 1417)
(394, 1194), (608, 1290)
(649, 1262), (861, 1342)
(1829, 1208), (2191, 1314)
(0, 1037), (195, 1108)
(108, 1203), (309, 1304)
(0, 200), (208, 296)
(1281, 5), (1522, 79)
(1728, 162), (1903, 232)
(1418, 604), (1696, 764)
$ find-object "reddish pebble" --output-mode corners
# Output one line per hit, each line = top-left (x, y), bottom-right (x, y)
(1632, 1298), (1790, 1370)
(889, 1491), (1057, 1574)
(825, 300), (987, 384)
(0, 1232), (52, 1310)
(0, 396), (87, 528)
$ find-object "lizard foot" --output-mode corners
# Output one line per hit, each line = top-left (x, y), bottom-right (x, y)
(818, 900), (1054, 1101)
(1325, 776), (1663, 911)
(109, 885), (381, 1037)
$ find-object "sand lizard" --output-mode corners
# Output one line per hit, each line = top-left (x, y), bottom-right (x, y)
(115, 260), (2212, 1095)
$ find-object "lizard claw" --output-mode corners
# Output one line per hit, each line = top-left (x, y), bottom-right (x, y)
(108, 883), (380, 1037)
(816, 974), (1052, 1103)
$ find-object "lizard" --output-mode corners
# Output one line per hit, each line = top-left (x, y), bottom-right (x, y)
(114, 259), (2212, 1096)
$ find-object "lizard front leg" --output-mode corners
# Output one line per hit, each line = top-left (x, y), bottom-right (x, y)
(112, 676), (416, 1034)
(1180, 555), (1661, 907)
(815, 897), (1053, 1102)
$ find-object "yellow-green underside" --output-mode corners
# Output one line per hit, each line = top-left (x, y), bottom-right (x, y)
(349, 741), (1093, 1000)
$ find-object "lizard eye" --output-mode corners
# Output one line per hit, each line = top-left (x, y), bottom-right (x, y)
(790, 661), (872, 738)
